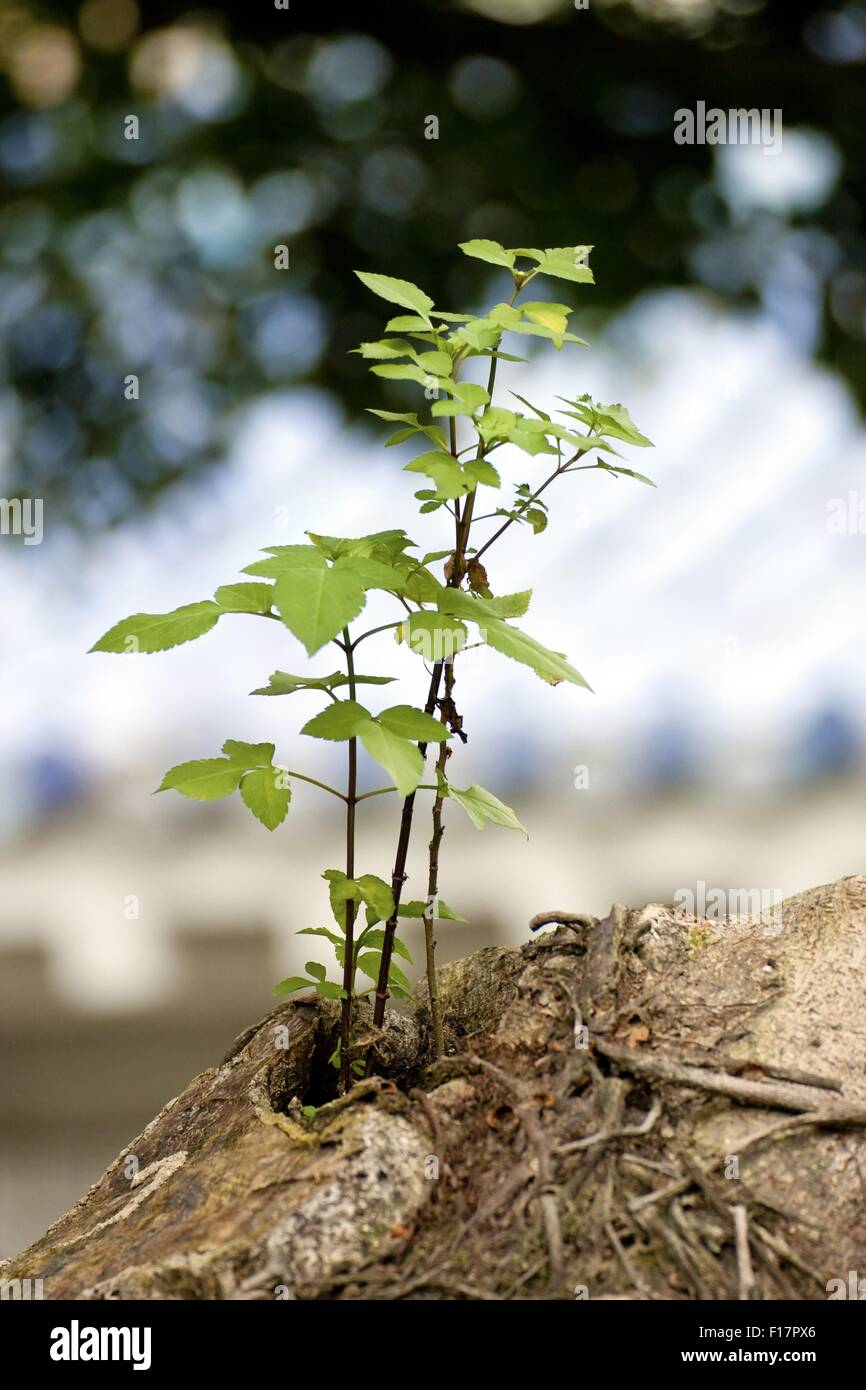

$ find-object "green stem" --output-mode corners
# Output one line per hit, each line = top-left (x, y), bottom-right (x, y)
(355, 782), (437, 803)
(339, 627), (358, 1094)
(285, 771), (347, 801)
(350, 620), (403, 650)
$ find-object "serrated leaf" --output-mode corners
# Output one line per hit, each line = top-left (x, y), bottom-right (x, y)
(305, 960), (326, 982)
(274, 565), (366, 656)
(90, 601), (221, 655)
(322, 868), (359, 930)
(353, 338), (417, 360)
(398, 899), (465, 922)
(438, 592), (590, 688)
(400, 610), (468, 662)
(377, 705), (450, 742)
(355, 270), (434, 321)
(597, 461), (656, 486)
(358, 722), (425, 797)
(370, 362), (433, 387)
(297, 926), (344, 947)
(463, 458), (501, 488)
(485, 590), (532, 618)
(387, 961), (414, 994)
(510, 391), (551, 421)
(355, 873), (395, 925)
(239, 766), (291, 830)
(242, 544), (328, 579)
(332, 555), (407, 591)
(404, 453), (469, 501)
(536, 246), (595, 284)
(458, 239), (516, 269)
(156, 758), (243, 801)
(301, 700), (373, 741)
(447, 783), (527, 834)
(273, 976), (314, 995)
(251, 670), (396, 696)
(222, 739), (275, 767)
(358, 928), (413, 962)
(356, 951), (383, 982)
(214, 583), (275, 614)
(314, 980), (347, 1000)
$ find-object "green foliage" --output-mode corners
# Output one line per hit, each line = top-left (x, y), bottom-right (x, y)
(156, 740), (290, 830)
(91, 237), (655, 1085)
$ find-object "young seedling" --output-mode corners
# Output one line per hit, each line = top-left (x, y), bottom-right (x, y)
(91, 238), (654, 1093)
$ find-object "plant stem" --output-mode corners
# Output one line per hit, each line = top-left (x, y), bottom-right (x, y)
(285, 770), (347, 801)
(370, 440), (484, 1034)
(424, 664), (454, 1060)
(339, 626), (358, 1093)
(369, 283), (521, 1046)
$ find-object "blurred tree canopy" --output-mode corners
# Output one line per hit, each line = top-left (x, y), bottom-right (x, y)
(1, 0), (864, 526)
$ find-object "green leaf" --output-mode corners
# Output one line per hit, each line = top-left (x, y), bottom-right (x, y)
(463, 458), (501, 488)
(297, 926), (344, 947)
(239, 766), (291, 830)
(366, 410), (447, 450)
(222, 739), (275, 767)
(242, 545), (327, 579)
(404, 454), (469, 502)
(273, 976), (313, 996)
(355, 270), (434, 322)
(301, 700), (373, 741)
(156, 758), (243, 801)
(370, 362), (434, 387)
(355, 874), (395, 925)
(214, 583), (275, 614)
(415, 349), (452, 376)
(476, 406), (518, 446)
(458, 239), (516, 269)
(305, 960), (326, 982)
(383, 315), (435, 333)
(251, 670), (395, 696)
(398, 899), (465, 922)
(447, 783), (527, 834)
(510, 392), (550, 422)
(322, 869), (359, 930)
(358, 722), (425, 797)
(90, 601), (221, 655)
(536, 246), (595, 284)
(597, 461), (656, 487)
(356, 951), (383, 982)
(438, 592), (590, 688)
(485, 590), (532, 618)
(387, 961), (414, 994)
(359, 928), (413, 962)
(400, 610), (468, 662)
(274, 565), (366, 656)
(332, 555), (407, 590)
(353, 338), (417, 360)
(314, 980), (347, 1001)
(483, 620), (591, 688)
(377, 705), (450, 742)
(448, 381), (490, 412)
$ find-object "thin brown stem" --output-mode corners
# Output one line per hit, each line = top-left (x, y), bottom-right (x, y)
(424, 665), (453, 1059)
(369, 284), (520, 1043)
(339, 627), (358, 1093)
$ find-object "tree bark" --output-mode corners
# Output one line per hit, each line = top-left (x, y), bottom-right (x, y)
(4, 875), (866, 1300)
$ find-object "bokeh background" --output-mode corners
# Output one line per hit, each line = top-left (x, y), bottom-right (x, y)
(2, 0), (866, 1256)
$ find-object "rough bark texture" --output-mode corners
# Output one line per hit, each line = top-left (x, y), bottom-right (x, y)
(4, 876), (866, 1300)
